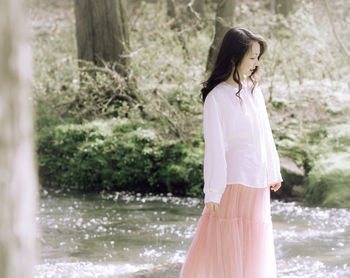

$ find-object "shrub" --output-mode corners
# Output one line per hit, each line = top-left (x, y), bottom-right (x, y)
(36, 117), (204, 197)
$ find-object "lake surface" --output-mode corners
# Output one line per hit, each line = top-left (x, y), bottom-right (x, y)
(34, 188), (350, 278)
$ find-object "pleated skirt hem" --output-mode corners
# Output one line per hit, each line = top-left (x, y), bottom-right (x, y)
(179, 183), (277, 278)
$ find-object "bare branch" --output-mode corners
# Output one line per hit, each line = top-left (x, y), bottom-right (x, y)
(323, 0), (350, 59)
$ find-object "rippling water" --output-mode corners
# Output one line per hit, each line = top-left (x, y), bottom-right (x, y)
(34, 188), (350, 278)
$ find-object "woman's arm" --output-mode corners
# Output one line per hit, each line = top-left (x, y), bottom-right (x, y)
(203, 93), (228, 205)
(256, 86), (283, 185)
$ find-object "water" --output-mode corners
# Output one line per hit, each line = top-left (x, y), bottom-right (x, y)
(34, 188), (350, 278)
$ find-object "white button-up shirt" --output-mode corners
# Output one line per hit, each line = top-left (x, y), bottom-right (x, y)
(203, 80), (283, 204)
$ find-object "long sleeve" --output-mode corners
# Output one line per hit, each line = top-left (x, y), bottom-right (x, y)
(202, 93), (227, 204)
(256, 87), (283, 184)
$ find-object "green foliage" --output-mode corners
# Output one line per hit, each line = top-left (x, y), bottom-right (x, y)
(306, 123), (350, 160)
(36, 118), (204, 197)
(306, 152), (350, 208)
(304, 122), (350, 207)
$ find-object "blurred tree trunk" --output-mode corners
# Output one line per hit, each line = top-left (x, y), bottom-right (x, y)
(206, 0), (235, 72)
(0, 0), (39, 277)
(270, 0), (276, 12)
(275, 0), (294, 16)
(74, 0), (129, 76)
(167, 0), (176, 18)
(167, 0), (179, 29)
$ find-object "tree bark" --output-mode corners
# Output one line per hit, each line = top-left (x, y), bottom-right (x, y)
(74, 0), (129, 75)
(0, 0), (39, 277)
(206, 0), (235, 73)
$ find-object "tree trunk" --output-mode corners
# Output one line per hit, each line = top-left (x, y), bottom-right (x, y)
(167, 0), (176, 18)
(275, 0), (294, 16)
(206, 0), (235, 73)
(74, 0), (129, 76)
(0, 0), (39, 277)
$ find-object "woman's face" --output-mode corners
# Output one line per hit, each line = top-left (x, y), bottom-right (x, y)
(238, 41), (260, 79)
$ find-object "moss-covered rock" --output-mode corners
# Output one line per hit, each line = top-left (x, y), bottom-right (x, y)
(305, 152), (350, 208)
(272, 156), (306, 200)
(304, 122), (350, 208)
(272, 134), (312, 200)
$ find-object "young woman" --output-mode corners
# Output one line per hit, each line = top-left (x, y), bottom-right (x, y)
(179, 27), (283, 278)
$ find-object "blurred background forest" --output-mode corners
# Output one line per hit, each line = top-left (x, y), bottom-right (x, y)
(29, 0), (350, 208)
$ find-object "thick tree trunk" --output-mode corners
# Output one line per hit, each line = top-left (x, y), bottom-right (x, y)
(206, 0), (235, 72)
(0, 0), (39, 278)
(74, 0), (129, 75)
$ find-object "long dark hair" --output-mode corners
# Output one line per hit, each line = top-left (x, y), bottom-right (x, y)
(201, 27), (267, 105)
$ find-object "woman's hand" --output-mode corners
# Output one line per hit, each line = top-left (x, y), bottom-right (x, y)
(270, 182), (282, 192)
(205, 201), (219, 213)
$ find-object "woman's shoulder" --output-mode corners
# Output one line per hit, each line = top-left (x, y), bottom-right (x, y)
(207, 82), (232, 100)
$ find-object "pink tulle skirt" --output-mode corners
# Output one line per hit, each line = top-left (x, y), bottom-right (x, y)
(180, 183), (277, 278)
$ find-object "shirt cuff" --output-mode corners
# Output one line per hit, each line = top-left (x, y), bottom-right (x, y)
(204, 191), (222, 204)
(269, 178), (283, 184)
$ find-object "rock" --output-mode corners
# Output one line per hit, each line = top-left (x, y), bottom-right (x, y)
(280, 156), (304, 176)
(271, 156), (306, 200)
(305, 152), (350, 208)
(291, 184), (307, 197)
